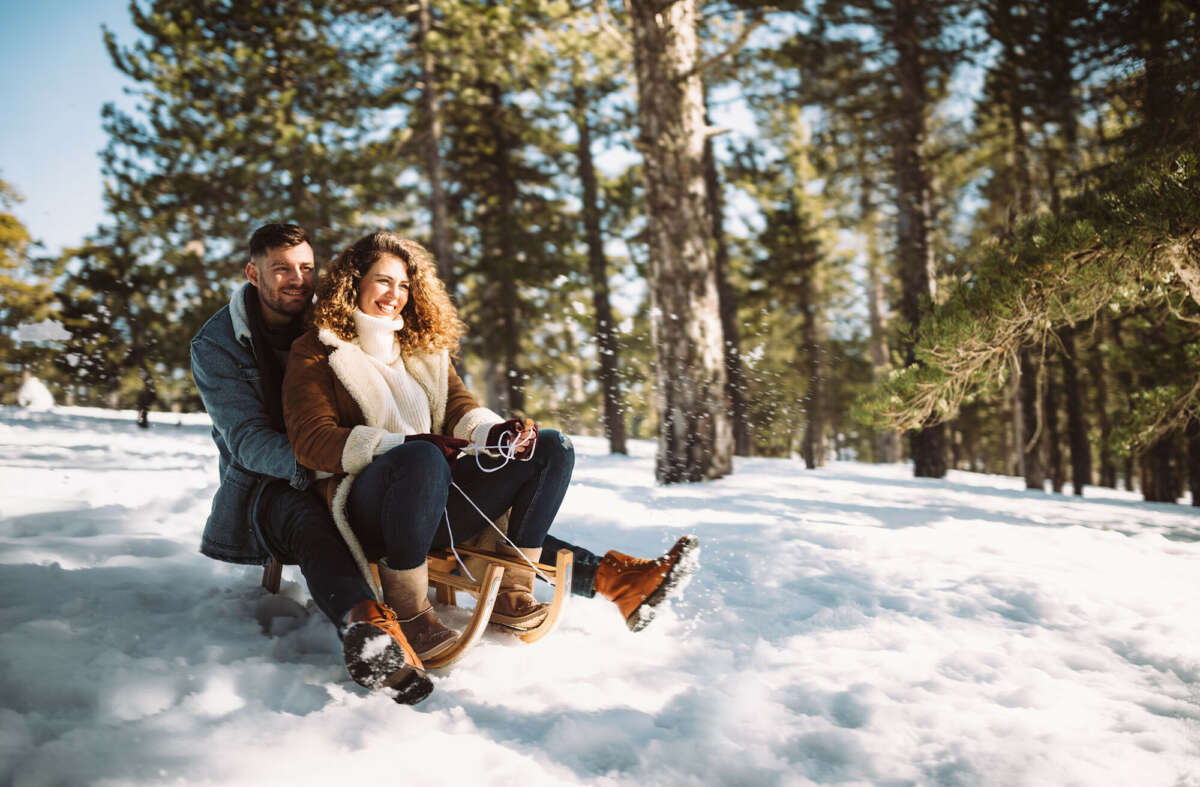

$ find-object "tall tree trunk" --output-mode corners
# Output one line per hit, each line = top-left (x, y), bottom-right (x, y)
(1187, 418), (1200, 507)
(1108, 316), (1137, 490)
(1139, 431), (1178, 502)
(1008, 371), (1024, 477)
(417, 0), (456, 295)
(1087, 329), (1116, 488)
(561, 324), (586, 436)
(1019, 349), (1045, 489)
(1044, 357), (1065, 493)
(1005, 48), (1035, 480)
(630, 0), (733, 483)
(800, 255), (824, 469)
(1059, 326), (1091, 495)
(1136, 0), (1173, 142)
(703, 98), (750, 457)
(861, 169), (900, 463)
(892, 0), (945, 478)
(484, 83), (524, 413)
(572, 85), (627, 454)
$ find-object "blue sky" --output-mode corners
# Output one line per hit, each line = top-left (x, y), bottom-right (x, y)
(0, 0), (136, 254)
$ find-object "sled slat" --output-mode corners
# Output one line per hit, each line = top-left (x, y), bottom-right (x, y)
(518, 548), (572, 644)
(421, 564), (504, 669)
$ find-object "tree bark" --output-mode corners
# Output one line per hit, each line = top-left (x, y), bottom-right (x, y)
(630, 0), (733, 483)
(1044, 357), (1065, 493)
(1004, 50), (1034, 480)
(861, 169), (900, 463)
(1087, 332), (1116, 488)
(1059, 326), (1091, 495)
(892, 0), (945, 478)
(1139, 431), (1178, 503)
(1187, 418), (1200, 506)
(703, 98), (750, 457)
(1108, 316), (1137, 490)
(799, 251), (824, 469)
(484, 83), (524, 413)
(417, 0), (456, 295)
(573, 85), (627, 454)
(1019, 348), (1045, 490)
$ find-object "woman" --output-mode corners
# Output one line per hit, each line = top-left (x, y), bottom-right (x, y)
(282, 231), (575, 660)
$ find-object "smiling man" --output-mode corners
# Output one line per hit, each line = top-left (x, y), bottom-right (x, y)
(244, 230), (316, 328)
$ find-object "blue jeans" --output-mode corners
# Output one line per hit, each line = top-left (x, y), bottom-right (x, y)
(255, 480), (375, 626)
(347, 429), (576, 570)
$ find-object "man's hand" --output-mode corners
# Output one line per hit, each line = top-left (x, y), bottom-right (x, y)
(487, 417), (538, 459)
(405, 433), (470, 466)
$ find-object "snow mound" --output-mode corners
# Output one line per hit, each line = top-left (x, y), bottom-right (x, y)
(16, 378), (53, 410)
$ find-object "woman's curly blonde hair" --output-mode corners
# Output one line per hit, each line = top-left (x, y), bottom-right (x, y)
(313, 231), (465, 356)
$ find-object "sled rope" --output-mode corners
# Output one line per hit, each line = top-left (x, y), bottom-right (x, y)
(448, 479), (555, 587)
(442, 507), (475, 583)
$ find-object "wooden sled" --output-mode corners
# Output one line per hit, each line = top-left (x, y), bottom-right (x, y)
(259, 546), (572, 665)
(426, 546), (573, 645)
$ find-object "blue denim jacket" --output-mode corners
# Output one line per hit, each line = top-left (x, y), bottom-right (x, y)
(190, 283), (309, 564)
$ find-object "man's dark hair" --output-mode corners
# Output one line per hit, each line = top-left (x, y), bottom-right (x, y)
(248, 223), (310, 262)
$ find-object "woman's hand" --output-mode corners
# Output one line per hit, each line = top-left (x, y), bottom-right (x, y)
(487, 417), (538, 459)
(405, 433), (470, 465)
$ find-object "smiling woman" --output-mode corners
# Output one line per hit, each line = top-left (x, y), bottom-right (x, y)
(283, 230), (576, 670)
(356, 255), (411, 319)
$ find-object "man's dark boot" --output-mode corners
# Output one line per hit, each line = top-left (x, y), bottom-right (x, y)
(593, 535), (700, 632)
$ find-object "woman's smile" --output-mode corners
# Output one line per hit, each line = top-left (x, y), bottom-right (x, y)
(357, 254), (410, 320)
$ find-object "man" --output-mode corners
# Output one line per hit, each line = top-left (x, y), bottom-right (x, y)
(191, 223), (698, 703)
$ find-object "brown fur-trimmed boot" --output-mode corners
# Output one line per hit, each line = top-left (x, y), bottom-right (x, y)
(593, 535), (700, 632)
(341, 599), (433, 704)
(490, 545), (550, 631)
(377, 560), (458, 662)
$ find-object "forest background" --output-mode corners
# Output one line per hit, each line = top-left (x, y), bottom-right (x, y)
(1, 0), (1198, 500)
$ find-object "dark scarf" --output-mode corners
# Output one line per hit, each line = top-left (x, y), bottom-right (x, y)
(242, 284), (302, 432)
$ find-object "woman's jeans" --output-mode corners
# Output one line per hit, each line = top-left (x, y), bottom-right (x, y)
(347, 429), (575, 570)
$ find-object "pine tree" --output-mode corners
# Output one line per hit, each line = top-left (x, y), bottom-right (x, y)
(628, 0), (733, 482)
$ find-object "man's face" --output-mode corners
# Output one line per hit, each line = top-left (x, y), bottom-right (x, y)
(245, 242), (315, 327)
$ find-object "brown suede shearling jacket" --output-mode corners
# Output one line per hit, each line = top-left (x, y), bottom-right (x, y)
(282, 327), (497, 511)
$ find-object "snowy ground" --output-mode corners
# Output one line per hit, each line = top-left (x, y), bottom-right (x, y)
(1, 405), (1199, 786)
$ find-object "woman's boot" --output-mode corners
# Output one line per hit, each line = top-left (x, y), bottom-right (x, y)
(490, 545), (550, 631)
(377, 559), (458, 661)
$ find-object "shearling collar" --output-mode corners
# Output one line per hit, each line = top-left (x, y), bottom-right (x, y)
(316, 326), (449, 432)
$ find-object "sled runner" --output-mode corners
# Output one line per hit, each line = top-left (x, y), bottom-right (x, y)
(260, 546), (572, 667)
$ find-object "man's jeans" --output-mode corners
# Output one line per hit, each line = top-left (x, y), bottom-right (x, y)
(255, 481), (374, 626)
(347, 429), (576, 570)
(541, 534), (601, 598)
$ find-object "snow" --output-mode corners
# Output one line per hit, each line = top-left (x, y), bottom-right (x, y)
(15, 378), (53, 410)
(2, 405), (1199, 786)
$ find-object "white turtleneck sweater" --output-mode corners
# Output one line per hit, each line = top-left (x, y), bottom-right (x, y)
(351, 310), (433, 455)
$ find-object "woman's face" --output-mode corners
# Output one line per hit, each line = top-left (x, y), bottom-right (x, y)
(356, 254), (410, 320)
